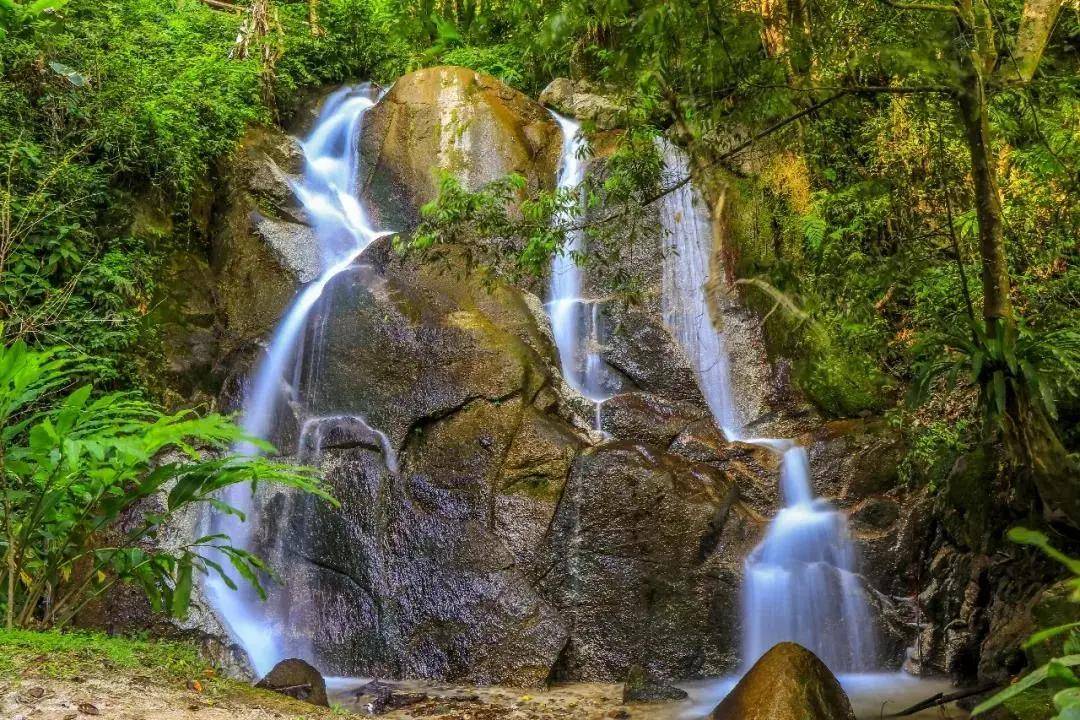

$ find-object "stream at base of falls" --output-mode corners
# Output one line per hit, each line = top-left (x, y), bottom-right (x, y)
(324, 675), (970, 719)
(657, 139), (877, 673)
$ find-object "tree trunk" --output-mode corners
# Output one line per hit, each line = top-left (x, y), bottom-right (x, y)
(1009, 393), (1080, 527)
(1012, 0), (1064, 83)
(308, 0), (324, 36)
(956, 76), (1013, 328)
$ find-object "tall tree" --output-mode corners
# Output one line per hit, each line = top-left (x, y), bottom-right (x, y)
(545, 0), (1079, 523)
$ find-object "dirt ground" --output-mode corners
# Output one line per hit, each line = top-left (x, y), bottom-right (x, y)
(1, 663), (970, 720)
(1, 672), (339, 720)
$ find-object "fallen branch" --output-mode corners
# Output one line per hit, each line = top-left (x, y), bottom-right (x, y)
(200, 0), (243, 12)
(887, 682), (1000, 717)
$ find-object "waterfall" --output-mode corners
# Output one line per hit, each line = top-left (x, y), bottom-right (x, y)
(657, 140), (876, 673)
(547, 111), (611, 427)
(206, 84), (393, 677)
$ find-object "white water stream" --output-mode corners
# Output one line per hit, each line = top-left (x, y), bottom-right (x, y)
(657, 140), (876, 673)
(547, 112), (612, 428)
(206, 84), (394, 677)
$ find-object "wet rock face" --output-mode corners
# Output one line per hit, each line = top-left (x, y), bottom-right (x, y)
(708, 642), (856, 720)
(539, 78), (625, 131)
(599, 304), (707, 406)
(359, 66), (561, 231)
(599, 393), (709, 449)
(230, 237), (762, 684)
(165, 69), (941, 686)
(539, 443), (755, 680)
(212, 127), (315, 354)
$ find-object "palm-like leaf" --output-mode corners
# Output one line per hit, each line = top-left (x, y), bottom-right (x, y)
(0, 341), (331, 628)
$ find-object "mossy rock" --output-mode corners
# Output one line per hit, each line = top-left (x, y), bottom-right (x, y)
(708, 642), (855, 720)
(358, 66), (561, 230)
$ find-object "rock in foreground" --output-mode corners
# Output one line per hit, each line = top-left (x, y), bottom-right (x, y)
(255, 658), (329, 707)
(622, 664), (689, 703)
(709, 643), (855, 720)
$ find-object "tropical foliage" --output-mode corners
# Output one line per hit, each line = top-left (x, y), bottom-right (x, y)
(0, 338), (330, 629)
(973, 527), (1080, 719)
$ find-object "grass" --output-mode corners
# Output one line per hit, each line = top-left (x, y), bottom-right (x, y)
(0, 629), (350, 718)
(0, 628), (204, 681)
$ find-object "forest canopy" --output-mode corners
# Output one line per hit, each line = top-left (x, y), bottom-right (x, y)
(0, 0), (1077, 570)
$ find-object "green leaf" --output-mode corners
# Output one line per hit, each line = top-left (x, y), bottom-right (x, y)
(28, 0), (70, 13)
(171, 559), (193, 617)
(1054, 687), (1080, 712)
(973, 656), (1080, 715)
(1027, 623), (1080, 649)
(48, 61), (88, 87)
(1009, 528), (1080, 575)
(993, 370), (1006, 418)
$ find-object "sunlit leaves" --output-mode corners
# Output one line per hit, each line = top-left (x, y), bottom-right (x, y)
(0, 340), (330, 629)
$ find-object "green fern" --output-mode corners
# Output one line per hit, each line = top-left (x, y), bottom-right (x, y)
(0, 339), (332, 629)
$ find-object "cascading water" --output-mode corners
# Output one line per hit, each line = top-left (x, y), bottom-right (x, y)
(657, 139), (876, 673)
(206, 84), (394, 677)
(547, 112), (612, 428)
(741, 441), (877, 670)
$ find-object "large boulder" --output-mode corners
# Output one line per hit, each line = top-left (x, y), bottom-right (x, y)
(598, 304), (708, 405)
(359, 66), (562, 230)
(234, 244), (766, 683)
(600, 392), (710, 448)
(212, 126), (318, 354)
(539, 442), (757, 680)
(539, 78), (625, 131)
(709, 642), (856, 720)
(301, 245), (565, 451)
(237, 248), (579, 685)
(255, 658), (329, 707)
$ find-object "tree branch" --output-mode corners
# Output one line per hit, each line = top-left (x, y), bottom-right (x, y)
(560, 85), (952, 235)
(642, 91), (850, 205)
(877, 0), (959, 14)
(200, 0), (243, 12)
(1008, 0), (1064, 83)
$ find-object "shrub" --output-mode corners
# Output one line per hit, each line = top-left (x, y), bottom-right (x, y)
(973, 528), (1080, 719)
(0, 338), (332, 630)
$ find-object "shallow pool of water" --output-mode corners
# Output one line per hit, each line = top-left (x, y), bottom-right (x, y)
(327, 673), (969, 719)
(680, 673), (967, 719)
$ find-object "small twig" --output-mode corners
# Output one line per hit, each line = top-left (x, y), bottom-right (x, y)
(887, 682), (1000, 717)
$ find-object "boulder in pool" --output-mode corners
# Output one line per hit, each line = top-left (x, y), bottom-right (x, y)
(254, 658), (329, 707)
(709, 642), (855, 720)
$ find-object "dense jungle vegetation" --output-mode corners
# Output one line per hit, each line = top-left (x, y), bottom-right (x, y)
(0, 0), (1078, 712)
(4, 0), (1076, 518)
